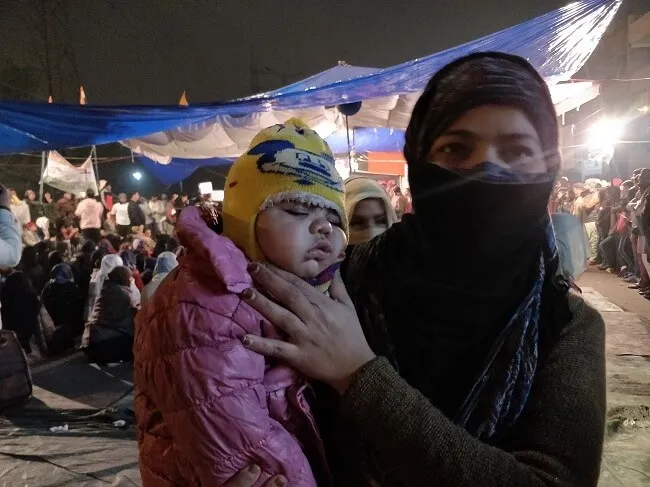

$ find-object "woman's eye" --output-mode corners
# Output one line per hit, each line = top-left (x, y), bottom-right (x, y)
(439, 143), (466, 155)
(501, 145), (535, 162)
(286, 209), (308, 217)
(432, 142), (471, 162)
(374, 215), (387, 226)
(349, 218), (366, 229)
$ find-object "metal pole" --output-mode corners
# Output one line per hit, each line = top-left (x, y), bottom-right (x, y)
(92, 145), (99, 183)
(345, 115), (352, 175)
(39, 151), (46, 202)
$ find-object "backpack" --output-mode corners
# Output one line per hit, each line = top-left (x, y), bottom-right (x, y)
(0, 330), (33, 410)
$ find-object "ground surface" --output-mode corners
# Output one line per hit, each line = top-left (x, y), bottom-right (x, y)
(578, 270), (650, 487)
(0, 271), (647, 486)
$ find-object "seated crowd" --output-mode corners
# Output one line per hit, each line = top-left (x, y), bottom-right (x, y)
(1, 184), (186, 363)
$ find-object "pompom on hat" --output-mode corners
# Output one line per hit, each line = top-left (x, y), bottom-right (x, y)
(222, 118), (347, 262)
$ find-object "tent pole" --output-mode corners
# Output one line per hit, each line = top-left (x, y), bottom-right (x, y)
(39, 151), (46, 202)
(92, 145), (100, 184)
(345, 115), (352, 174)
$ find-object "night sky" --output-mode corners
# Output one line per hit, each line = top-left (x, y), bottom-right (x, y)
(0, 0), (566, 104)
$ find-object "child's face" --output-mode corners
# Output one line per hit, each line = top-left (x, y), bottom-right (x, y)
(256, 201), (347, 279)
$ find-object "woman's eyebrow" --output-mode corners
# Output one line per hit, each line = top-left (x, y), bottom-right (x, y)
(439, 129), (475, 139)
(440, 130), (538, 142)
(497, 133), (539, 143)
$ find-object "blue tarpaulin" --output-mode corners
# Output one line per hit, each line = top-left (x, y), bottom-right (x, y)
(138, 156), (232, 185)
(0, 0), (621, 159)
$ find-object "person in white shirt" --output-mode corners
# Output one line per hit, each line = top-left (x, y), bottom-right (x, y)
(0, 183), (23, 329)
(148, 194), (166, 236)
(110, 193), (131, 237)
(75, 189), (104, 244)
(9, 189), (31, 228)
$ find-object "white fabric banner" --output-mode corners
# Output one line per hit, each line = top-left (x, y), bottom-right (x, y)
(42, 151), (98, 196)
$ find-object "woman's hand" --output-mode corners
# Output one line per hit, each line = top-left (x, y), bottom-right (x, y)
(223, 465), (286, 487)
(240, 263), (376, 395)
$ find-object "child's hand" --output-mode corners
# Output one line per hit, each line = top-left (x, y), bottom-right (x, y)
(223, 465), (286, 487)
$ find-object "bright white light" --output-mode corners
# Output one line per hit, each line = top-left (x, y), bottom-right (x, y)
(198, 181), (213, 195)
(334, 157), (351, 179)
(312, 120), (338, 139)
(132, 171), (143, 181)
(587, 118), (625, 149)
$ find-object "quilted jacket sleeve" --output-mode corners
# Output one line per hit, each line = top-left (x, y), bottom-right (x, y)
(136, 294), (317, 487)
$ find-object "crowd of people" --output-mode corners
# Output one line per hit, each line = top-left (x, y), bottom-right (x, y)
(549, 169), (650, 300)
(0, 184), (192, 363)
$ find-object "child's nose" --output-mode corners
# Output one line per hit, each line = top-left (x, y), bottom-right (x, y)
(313, 218), (333, 235)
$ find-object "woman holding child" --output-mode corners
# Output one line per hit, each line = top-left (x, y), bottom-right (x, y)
(136, 53), (606, 487)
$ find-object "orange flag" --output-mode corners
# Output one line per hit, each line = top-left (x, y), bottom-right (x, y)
(79, 86), (87, 105)
(179, 91), (189, 106)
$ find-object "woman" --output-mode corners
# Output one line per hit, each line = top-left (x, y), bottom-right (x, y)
(238, 53), (606, 486)
(47, 251), (64, 274)
(0, 270), (40, 353)
(120, 250), (144, 290)
(73, 241), (96, 299)
(140, 251), (178, 304)
(82, 266), (137, 364)
(86, 253), (123, 320)
(344, 176), (398, 245)
(41, 263), (85, 338)
(17, 246), (46, 293)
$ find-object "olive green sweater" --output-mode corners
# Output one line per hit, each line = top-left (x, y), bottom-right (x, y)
(329, 294), (606, 486)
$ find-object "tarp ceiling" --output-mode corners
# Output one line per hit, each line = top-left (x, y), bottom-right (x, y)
(0, 0), (621, 162)
(137, 127), (407, 185)
(119, 0), (619, 164)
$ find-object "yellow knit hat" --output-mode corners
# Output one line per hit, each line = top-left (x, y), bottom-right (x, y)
(222, 118), (347, 262)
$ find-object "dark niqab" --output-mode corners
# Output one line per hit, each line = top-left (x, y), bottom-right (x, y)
(347, 53), (571, 438)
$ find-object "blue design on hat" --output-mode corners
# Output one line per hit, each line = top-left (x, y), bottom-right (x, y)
(249, 139), (343, 192)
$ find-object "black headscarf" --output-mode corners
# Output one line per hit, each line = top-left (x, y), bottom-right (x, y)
(347, 52), (570, 441)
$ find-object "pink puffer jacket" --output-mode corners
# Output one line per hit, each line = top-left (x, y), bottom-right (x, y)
(134, 207), (327, 486)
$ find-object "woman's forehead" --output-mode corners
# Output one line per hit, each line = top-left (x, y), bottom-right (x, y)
(440, 105), (540, 141)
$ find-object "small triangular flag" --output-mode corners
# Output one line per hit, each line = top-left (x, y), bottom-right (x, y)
(179, 91), (189, 107)
(79, 86), (87, 105)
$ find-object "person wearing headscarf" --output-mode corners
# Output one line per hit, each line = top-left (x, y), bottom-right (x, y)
(120, 250), (144, 290)
(17, 245), (46, 293)
(140, 251), (178, 305)
(73, 240), (96, 300)
(239, 53), (606, 487)
(86, 253), (123, 321)
(41, 263), (85, 340)
(91, 238), (117, 269)
(47, 251), (64, 274)
(140, 255), (157, 286)
(344, 176), (398, 245)
(82, 265), (137, 364)
(0, 270), (40, 353)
